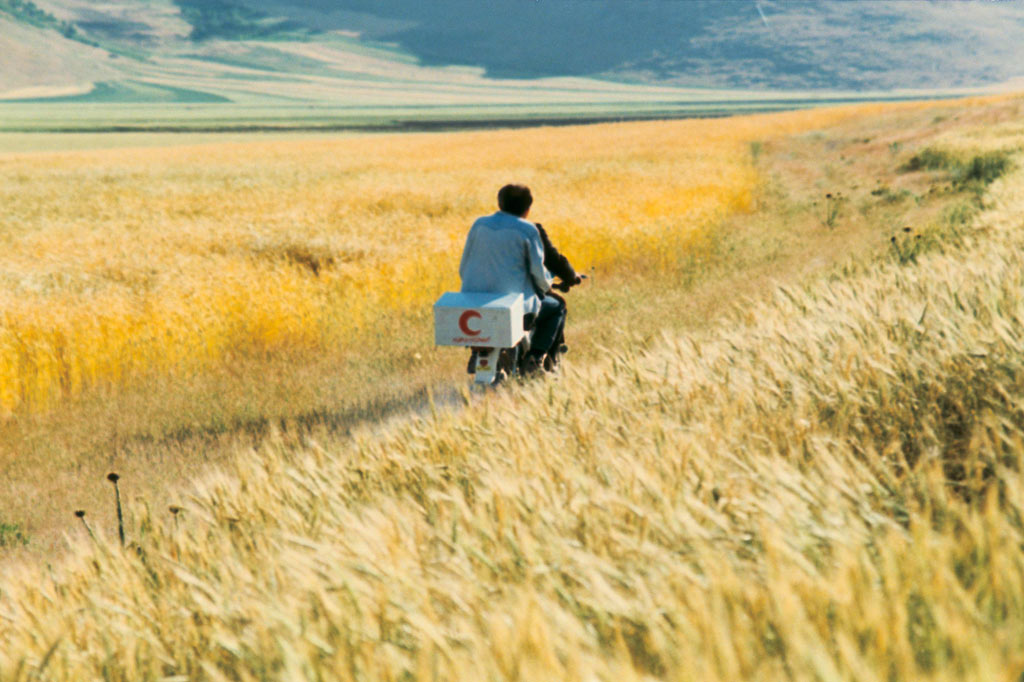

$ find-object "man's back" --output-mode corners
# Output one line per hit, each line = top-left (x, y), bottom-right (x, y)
(459, 211), (550, 315)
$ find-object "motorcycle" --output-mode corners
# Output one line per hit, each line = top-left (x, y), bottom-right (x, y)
(434, 275), (585, 386)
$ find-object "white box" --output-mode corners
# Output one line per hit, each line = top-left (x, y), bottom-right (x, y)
(434, 292), (525, 348)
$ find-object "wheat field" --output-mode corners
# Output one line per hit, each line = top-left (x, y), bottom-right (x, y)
(1, 96), (1023, 680)
(0, 103), (930, 417)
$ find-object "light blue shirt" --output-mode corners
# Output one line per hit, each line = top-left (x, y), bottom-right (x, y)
(459, 211), (551, 315)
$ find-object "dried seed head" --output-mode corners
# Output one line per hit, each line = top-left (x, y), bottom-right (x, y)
(107, 473), (120, 483)
(903, 226), (912, 233)
(74, 510), (86, 518)
(169, 506), (182, 515)
(825, 193), (833, 199)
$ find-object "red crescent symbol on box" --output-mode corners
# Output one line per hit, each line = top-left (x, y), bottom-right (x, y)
(458, 310), (482, 336)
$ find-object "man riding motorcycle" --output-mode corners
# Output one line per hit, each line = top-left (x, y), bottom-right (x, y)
(459, 184), (582, 373)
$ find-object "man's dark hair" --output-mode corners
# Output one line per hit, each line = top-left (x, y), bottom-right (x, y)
(497, 184), (533, 217)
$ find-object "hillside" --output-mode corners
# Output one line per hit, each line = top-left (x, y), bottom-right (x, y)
(1, 0), (765, 131)
(259, 0), (1024, 90)
(0, 0), (690, 111)
(0, 14), (115, 96)
(1, 0), (1022, 110)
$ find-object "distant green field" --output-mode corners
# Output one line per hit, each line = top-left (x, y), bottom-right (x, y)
(0, 91), (967, 143)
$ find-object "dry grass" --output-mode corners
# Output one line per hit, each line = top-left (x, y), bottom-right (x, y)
(3, 96), (1021, 557)
(2, 95), (1024, 680)
(1, 103), (1023, 679)
(2, 103), (938, 416)
(0, 115), (737, 413)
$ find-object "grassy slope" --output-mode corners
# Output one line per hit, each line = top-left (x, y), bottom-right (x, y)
(1, 96), (1023, 679)
(235, 0), (1024, 90)
(0, 97), (1016, 556)
(5, 5), (821, 127)
(0, 14), (115, 93)
(1, 4), (992, 130)
(4, 2), (739, 122)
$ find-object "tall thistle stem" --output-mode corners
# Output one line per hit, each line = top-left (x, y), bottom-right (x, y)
(107, 473), (125, 547)
(74, 510), (96, 543)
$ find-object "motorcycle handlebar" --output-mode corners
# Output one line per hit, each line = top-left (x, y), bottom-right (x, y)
(552, 273), (587, 293)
